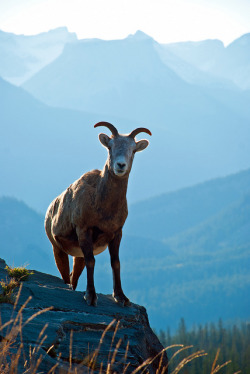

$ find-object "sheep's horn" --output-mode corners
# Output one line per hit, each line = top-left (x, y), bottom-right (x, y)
(129, 127), (152, 138)
(94, 122), (119, 137)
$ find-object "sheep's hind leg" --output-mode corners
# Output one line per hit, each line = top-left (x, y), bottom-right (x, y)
(53, 245), (70, 285)
(70, 257), (85, 290)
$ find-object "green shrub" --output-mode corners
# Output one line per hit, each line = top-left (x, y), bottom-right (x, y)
(5, 265), (33, 282)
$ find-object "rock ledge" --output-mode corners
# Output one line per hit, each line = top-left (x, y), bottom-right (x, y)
(0, 258), (168, 373)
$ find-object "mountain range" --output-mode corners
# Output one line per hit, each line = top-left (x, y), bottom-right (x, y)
(1, 28), (250, 212)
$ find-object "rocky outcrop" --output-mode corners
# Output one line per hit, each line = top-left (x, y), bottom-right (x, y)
(0, 258), (168, 373)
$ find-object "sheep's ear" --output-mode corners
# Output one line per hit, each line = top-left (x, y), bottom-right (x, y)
(99, 133), (111, 148)
(135, 139), (149, 152)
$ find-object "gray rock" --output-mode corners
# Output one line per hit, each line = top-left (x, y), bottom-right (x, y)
(0, 258), (168, 373)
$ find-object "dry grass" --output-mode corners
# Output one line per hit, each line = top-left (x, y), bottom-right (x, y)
(0, 278), (20, 304)
(0, 265), (34, 304)
(0, 284), (53, 373)
(0, 286), (241, 374)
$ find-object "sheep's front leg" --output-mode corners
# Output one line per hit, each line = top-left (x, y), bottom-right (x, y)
(109, 229), (130, 306)
(77, 228), (97, 306)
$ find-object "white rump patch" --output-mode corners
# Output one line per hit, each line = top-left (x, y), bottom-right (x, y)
(64, 244), (108, 257)
(93, 245), (108, 256)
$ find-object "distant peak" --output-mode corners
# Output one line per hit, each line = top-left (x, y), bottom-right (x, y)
(128, 30), (153, 41)
(228, 32), (250, 48)
(43, 27), (77, 39)
(47, 26), (70, 35)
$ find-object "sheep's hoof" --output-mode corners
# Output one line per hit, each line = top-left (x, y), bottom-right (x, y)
(84, 290), (98, 306)
(113, 292), (131, 307)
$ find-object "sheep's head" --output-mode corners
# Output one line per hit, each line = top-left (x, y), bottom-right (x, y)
(94, 122), (151, 178)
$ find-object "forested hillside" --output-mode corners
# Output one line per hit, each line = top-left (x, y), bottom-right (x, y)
(158, 319), (250, 373)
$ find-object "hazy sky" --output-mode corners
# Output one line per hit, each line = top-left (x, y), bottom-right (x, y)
(0, 0), (249, 45)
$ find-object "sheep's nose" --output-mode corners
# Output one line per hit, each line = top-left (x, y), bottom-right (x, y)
(117, 162), (126, 170)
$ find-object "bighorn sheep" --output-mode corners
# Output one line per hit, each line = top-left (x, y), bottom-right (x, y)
(45, 122), (151, 306)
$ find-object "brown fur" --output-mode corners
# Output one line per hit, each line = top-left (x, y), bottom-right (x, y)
(45, 166), (128, 256)
(45, 123), (150, 306)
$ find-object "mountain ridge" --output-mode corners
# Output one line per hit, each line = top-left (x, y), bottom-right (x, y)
(163, 33), (250, 89)
(126, 168), (250, 240)
(0, 27), (77, 85)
